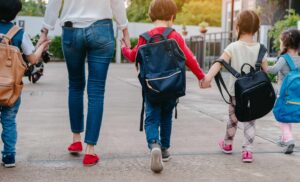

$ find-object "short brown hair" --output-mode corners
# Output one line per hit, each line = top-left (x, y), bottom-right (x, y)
(236, 10), (260, 39)
(148, 0), (177, 22)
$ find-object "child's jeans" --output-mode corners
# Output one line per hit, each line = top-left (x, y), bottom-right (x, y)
(224, 97), (256, 152)
(144, 98), (177, 150)
(0, 98), (21, 157)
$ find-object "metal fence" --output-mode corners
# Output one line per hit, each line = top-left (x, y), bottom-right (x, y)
(187, 31), (236, 70)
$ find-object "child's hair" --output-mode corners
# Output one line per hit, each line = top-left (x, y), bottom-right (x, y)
(280, 29), (300, 55)
(0, 0), (22, 23)
(236, 10), (260, 40)
(148, 0), (177, 22)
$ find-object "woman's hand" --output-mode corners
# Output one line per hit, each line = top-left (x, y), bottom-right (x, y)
(122, 28), (131, 48)
(37, 28), (49, 49)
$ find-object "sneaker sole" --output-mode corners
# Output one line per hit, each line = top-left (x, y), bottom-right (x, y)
(162, 156), (171, 162)
(4, 163), (16, 168)
(284, 144), (295, 154)
(151, 148), (163, 173)
(242, 159), (253, 163)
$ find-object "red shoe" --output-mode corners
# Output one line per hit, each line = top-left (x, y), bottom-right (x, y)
(83, 154), (100, 166)
(68, 141), (83, 154)
(218, 140), (233, 154)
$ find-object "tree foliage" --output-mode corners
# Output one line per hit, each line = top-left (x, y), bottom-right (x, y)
(127, 0), (221, 26)
(175, 0), (221, 26)
(269, 9), (300, 51)
(19, 0), (46, 17)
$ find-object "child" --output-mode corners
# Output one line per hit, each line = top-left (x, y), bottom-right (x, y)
(265, 29), (300, 154)
(122, 0), (205, 172)
(201, 10), (266, 163)
(0, 0), (50, 167)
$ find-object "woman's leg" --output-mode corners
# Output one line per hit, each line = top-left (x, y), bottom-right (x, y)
(62, 27), (86, 142)
(84, 20), (115, 151)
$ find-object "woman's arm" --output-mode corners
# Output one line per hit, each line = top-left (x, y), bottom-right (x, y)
(110, 0), (128, 30)
(43, 0), (62, 30)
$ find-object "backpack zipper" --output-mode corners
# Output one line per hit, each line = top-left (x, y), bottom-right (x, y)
(145, 70), (181, 93)
(286, 101), (300, 105)
(145, 70), (181, 81)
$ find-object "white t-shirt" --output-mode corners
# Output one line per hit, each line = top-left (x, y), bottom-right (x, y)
(43, 0), (128, 30)
(224, 41), (267, 96)
(21, 33), (35, 56)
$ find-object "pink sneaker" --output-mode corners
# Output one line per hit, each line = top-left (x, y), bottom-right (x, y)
(242, 151), (253, 163)
(218, 140), (233, 154)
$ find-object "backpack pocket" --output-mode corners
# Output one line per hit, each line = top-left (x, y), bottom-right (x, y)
(0, 83), (14, 106)
(145, 69), (184, 94)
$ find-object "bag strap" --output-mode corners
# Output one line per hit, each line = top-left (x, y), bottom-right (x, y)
(139, 90), (145, 132)
(212, 59), (236, 104)
(255, 44), (267, 71)
(1, 25), (21, 45)
(162, 27), (174, 39)
(140, 32), (152, 42)
(214, 59), (241, 78)
(282, 54), (298, 71)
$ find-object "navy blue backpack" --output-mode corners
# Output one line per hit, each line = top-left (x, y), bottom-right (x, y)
(273, 54), (300, 123)
(136, 27), (186, 131)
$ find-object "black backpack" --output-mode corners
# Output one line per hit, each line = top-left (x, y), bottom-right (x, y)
(214, 44), (276, 122)
(136, 27), (186, 131)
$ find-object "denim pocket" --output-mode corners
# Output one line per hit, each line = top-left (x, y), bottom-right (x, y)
(62, 27), (75, 46)
(91, 24), (114, 47)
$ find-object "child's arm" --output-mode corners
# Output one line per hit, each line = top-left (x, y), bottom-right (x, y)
(201, 52), (231, 88)
(26, 40), (50, 64)
(265, 57), (286, 74)
(121, 37), (145, 62)
(21, 33), (50, 64)
(173, 33), (205, 81)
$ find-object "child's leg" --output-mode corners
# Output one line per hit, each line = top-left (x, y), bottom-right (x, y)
(144, 99), (162, 149)
(242, 120), (256, 152)
(0, 98), (21, 157)
(160, 99), (177, 150)
(279, 123), (293, 142)
(224, 98), (238, 145)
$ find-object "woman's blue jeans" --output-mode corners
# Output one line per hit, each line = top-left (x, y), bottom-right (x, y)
(62, 20), (115, 145)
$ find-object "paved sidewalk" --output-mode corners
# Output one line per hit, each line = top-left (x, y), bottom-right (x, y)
(0, 63), (299, 182)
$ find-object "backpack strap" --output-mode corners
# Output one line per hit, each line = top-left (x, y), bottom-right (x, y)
(162, 27), (174, 39)
(213, 59), (238, 105)
(1, 25), (21, 45)
(282, 54), (298, 71)
(255, 44), (267, 71)
(139, 91), (145, 132)
(140, 32), (152, 43)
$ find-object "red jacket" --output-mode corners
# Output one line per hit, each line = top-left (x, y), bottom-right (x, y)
(122, 27), (205, 80)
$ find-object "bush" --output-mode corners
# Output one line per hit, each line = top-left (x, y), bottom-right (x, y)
(49, 36), (64, 59)
(268, 61), (277, 83)
(269, 9), (300, 51)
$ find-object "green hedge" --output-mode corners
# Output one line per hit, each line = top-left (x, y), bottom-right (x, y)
(49, 36), (64, 59)
(47, 36), (139, 62)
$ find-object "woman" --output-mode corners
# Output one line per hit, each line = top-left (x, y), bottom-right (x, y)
(38, 0), (129, 166)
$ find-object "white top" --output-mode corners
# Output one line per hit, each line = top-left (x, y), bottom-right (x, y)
(21, 33), (35, 56)
(43, 0), (128, 30)
(224, 41), (267, 96)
